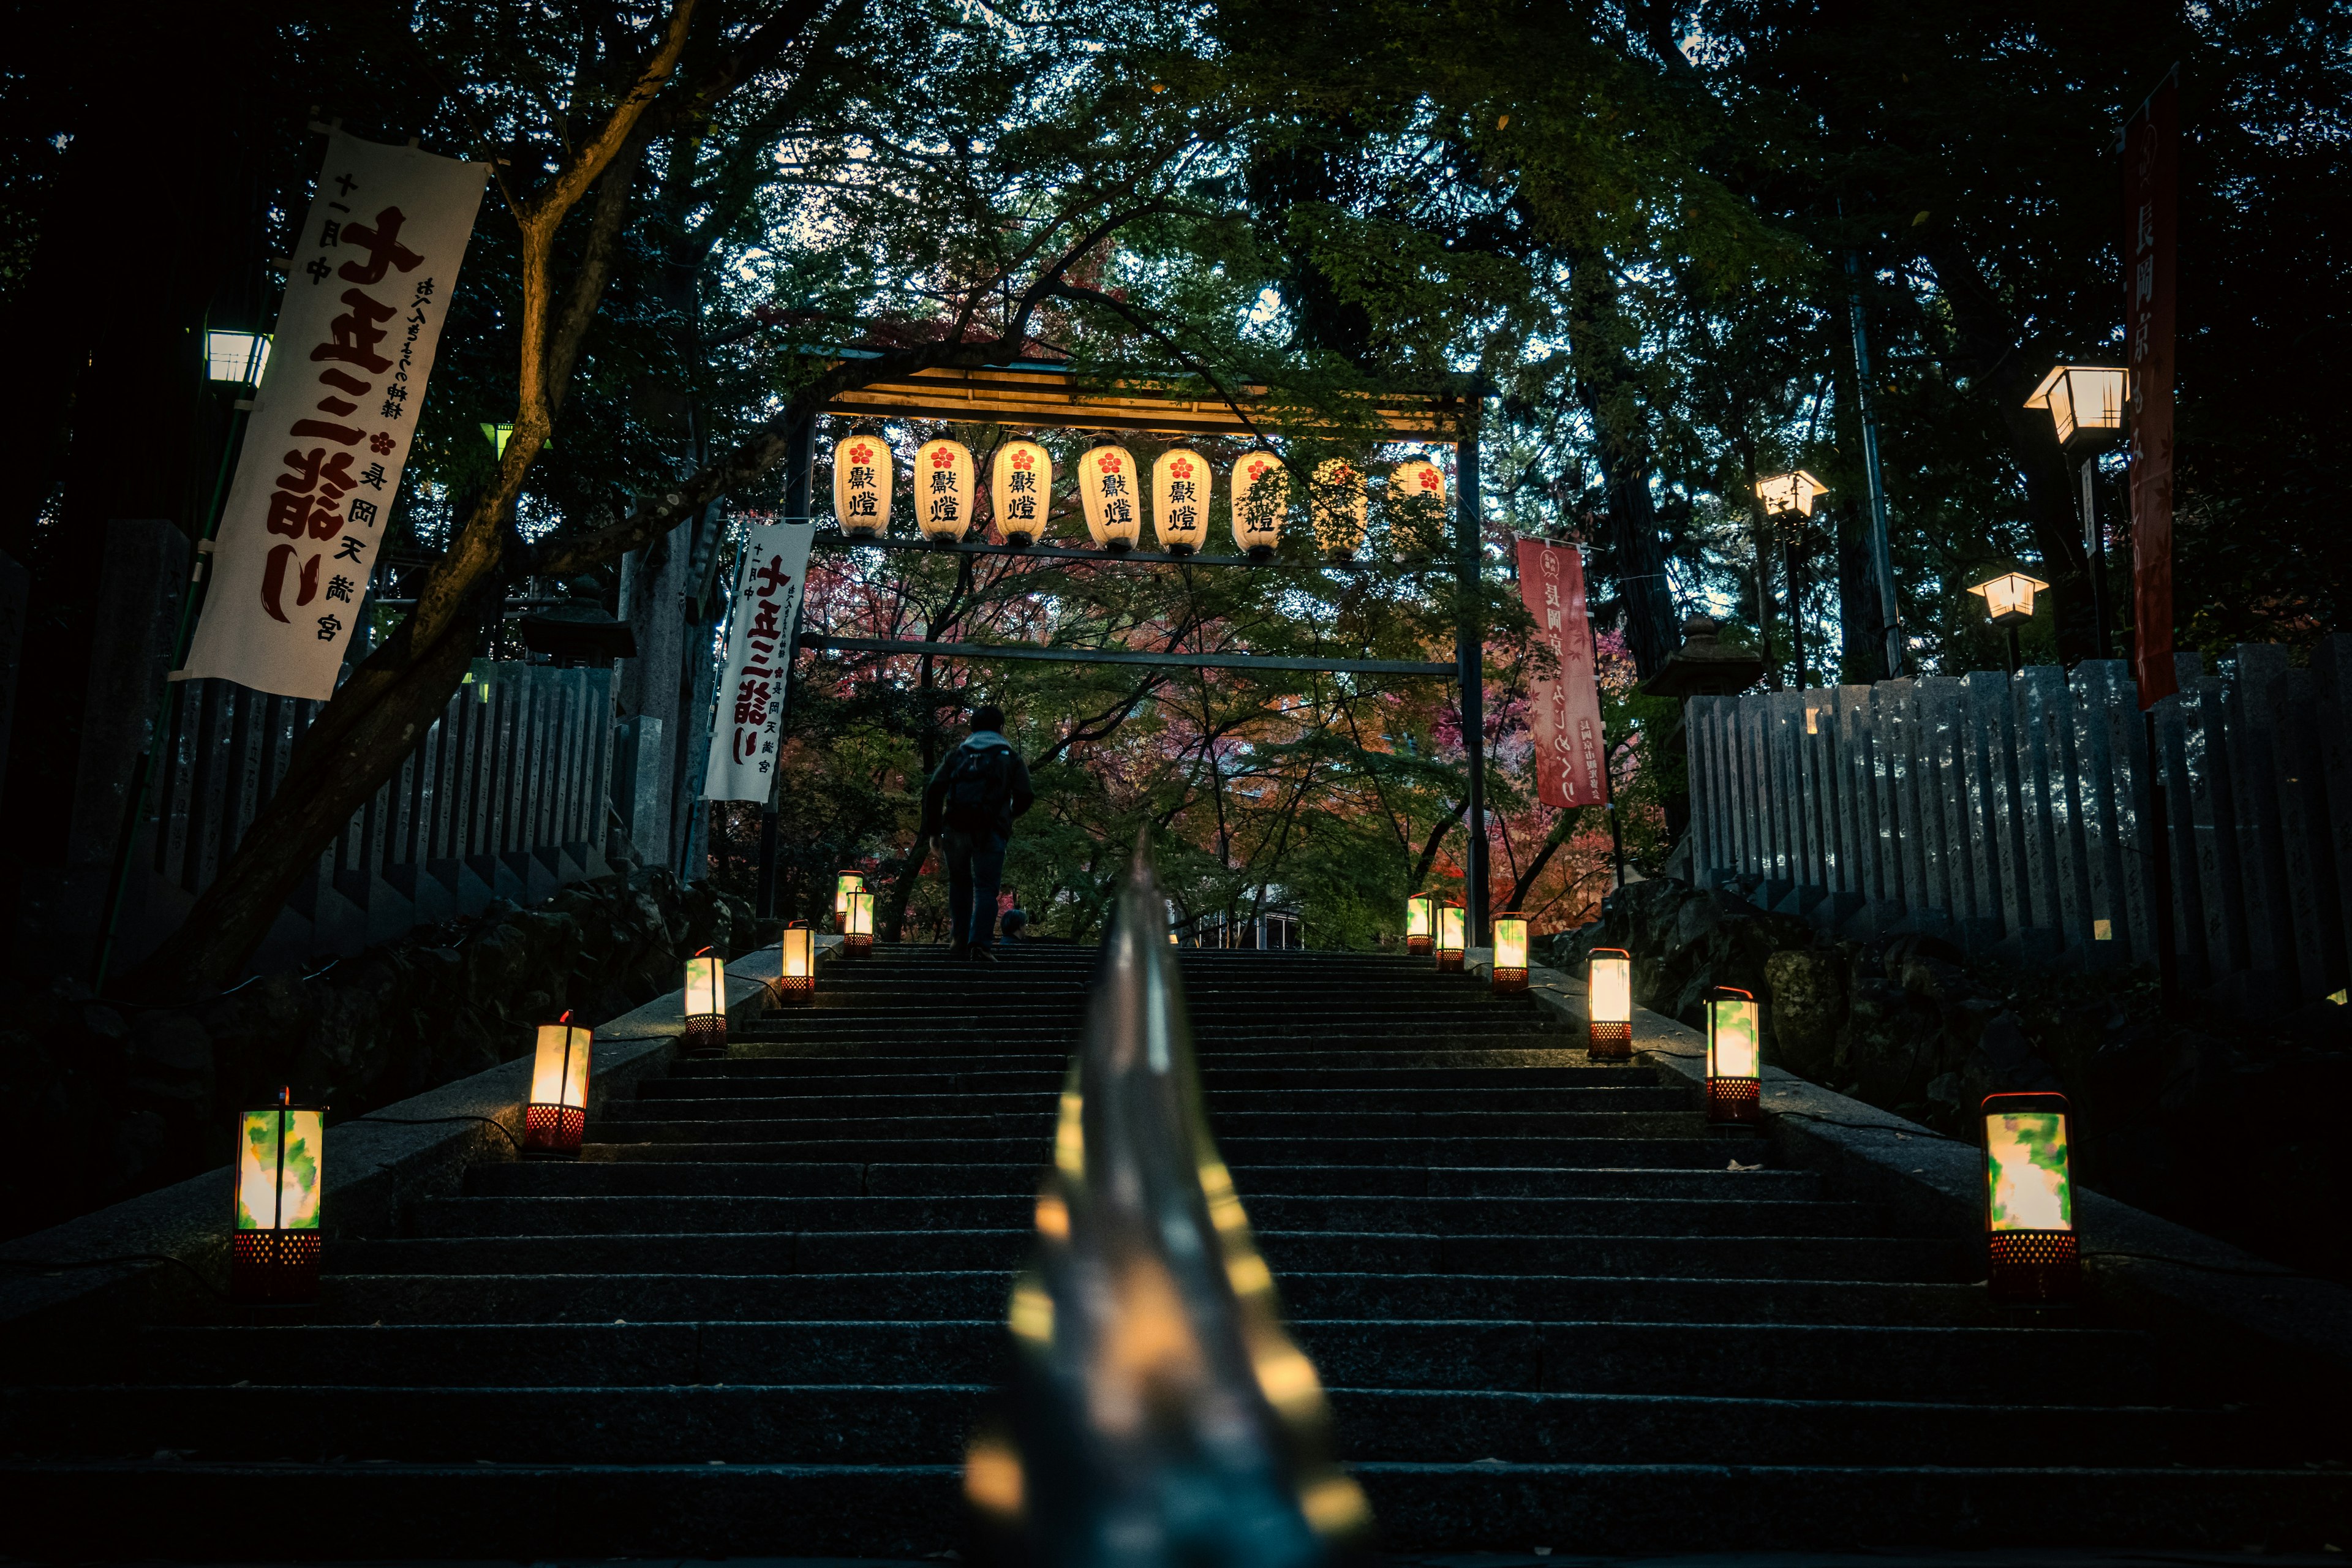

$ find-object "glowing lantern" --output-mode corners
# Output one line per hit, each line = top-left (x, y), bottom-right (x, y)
(846, 888), (876, 957)
(1405, 894), (1433, 955)
(832, 431), (893, 538)
(683, 947), (728, 1057)
(1389, 455), (1448, 556)
(1754, 470), (1828, 519)
(1983, 1091), (2081, 1304)
(1311, 458), (1368, 560)
(992, 439), (1053, 546)
(1231, 450), (1288, 560)
(1969, 571), (2049, 628)
(774, 922), (815, 1005)
(1705, 987), (1762, 1125)
(1587, 948), (1634, 1060)
(1077, 443), (1142, 551)
(205, 330), (271, 388)
(2024, 366), (2127, 453)
(835, 870), (865, 921)
(524, 1012), (593, 1158)
(1436, 904), (1466, 973)
(1491, 914), (1529, 994)
(1152, 448), (1212, 555)
(232, 1088), (325, 1304)
(915, 438), (976, 545)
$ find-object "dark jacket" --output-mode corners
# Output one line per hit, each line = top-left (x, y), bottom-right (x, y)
(919, 730), (1036, 839)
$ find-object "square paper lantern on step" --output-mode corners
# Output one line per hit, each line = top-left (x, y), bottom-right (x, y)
(1435, 905), (1466, 973)
(684, 948), (728, 1057)
(1704, 987), (1762, 1126)
(846, 889), (875, 957)
(524, 1012), (592, 1157)
(774, 923), (815, 1004)
(1405, 895), (1433, 956)
(232, 1088), (325, 1304)
(1588, 948), (1634, 1060)
(1491, 916), (1529, 994)
(1982, 1091), (2081, 1305)
(834, 870), (865, 924)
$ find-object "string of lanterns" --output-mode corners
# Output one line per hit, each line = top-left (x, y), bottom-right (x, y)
(831, 431), (1448, 562)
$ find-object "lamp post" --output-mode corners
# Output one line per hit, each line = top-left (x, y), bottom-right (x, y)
(524, 1012), (593, 1158)
(1969, 571), (2050, 675)
(1755, 471), (1828, 691)
(1981, 1091), (2081, 1305)
(1587, 948), (1634, 1060)
(2024, 366), (2126, 660)
(232, 1088), (325, 1304)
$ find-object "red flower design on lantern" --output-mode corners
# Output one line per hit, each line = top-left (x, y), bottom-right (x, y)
(850, 442), (873, 464)
(1170, 457), (1193, 478)
(931, 446), (956, 469)
(1248, 459), (1268, 481)
(1097, 451), (1123, 473)
(1012, 449), (1033, 469)
(1419, 469), (1441, 491)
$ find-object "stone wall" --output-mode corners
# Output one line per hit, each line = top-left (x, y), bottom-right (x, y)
(0, 869), (767, 1243)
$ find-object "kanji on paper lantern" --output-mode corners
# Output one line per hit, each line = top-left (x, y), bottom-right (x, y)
(915, 438), (976, 546)
(1077, 443), (1142, 552)
(1311, 458), (1368, 561)
(1153, 448), (1212, 555)
(1231, 450), (1288, 560)
(1389, 455), (1448, 556)
(833, 432), (894, 538)
(992, 440), (1053, 546)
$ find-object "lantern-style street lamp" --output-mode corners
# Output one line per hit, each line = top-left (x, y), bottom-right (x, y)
(1754, 471), (1828, 692)
(1077, 443), (1142, 552)
(835, 870), (865, 924)
(2026, 365), (2127, 660)
(1435, 904), (1466, 973)
(1404, 894), (1433, 955)
(1491, 914), (1529, 994)
(774, 922), (815, 1005)
(1587, 948), (1634, 1060)
(992, 439), (1052, 546)
(524, 1012), (593, 1158)
(845, 889), (876, 957)
(1231, 450), (1287, 560)
(1152, 448), (1212, 555)
(915, 438), (976, 546)
(205, 330), (272, 389)
(683, 947), (728, 1057)
(1982, 1091), (2081, 1305)
(1754, 470), (1828, 519)
(832, 430), (894, 539)
(231, 1088), (325, 1304)
(1705, 987), (1762, 1126)
(1970, 570), (2050, 674)
(1311, 458), (1368, 561)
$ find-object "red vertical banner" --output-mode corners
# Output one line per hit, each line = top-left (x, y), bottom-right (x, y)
(1515, 538), (1608, 808)
(2124, 73), (2179, 707)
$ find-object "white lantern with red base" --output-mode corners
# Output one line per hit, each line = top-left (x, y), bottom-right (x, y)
(1587, 948), (1634, 1060)
(1404, 894), (1433, 956)
(683, 948), (728, 1057)
(1705, 987), (1762, 1126)
(1435, 904), (1466, 973)
(232, 1088), (325, 1304)
(524, 1012), (592, 1158)
(1491, 914), (1529, 994)
(846, 889), (875, 957)
(774, 922), (815, 1004)
(1982, 1091), (2081, 1305)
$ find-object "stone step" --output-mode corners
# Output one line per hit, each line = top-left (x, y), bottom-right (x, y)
(567, 1134), (1747, 1169)
(610, 1085), (1691, 1119)
(679, 1047), (1599, 1073)
(649, 1063), (1662, 1091)
(584, 1110), (1703, 1144)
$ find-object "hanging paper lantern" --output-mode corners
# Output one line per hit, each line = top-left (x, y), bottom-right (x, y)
(1077, 443), (1142, 552)
(524, 1012), (593, 1158)
(774, 922), (815, 1005)
(231, 1088), (325, 1303)
(1231, 450), (1289, 560)
(1705, 987), (1762, 1125)
(1435, 904), (1466, 973)
(915, 438), (976, 546)
(1390, 456), (1447, 556)
(992, 439), (1054, 546)
(1587, 948), (1634, 1060)
(832, 432), (893, 538)
(1153, 448), (1212, 555)
(684, 947), (728, 1057)
(846, 889), (876, 957)
(1404, 894), (1433, 955)
(1491, 914), (1529, 994)
(1982, 1091), (2081, 1304)
(1311, 458), (1368, 560)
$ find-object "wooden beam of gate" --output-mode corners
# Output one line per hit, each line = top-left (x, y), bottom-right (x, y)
(807, 636), (1455, 677)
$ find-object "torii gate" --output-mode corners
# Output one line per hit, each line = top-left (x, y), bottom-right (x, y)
(773, 359), (1493, 943)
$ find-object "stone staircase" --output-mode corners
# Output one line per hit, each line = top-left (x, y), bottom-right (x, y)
(1, 943), (2342, 1556)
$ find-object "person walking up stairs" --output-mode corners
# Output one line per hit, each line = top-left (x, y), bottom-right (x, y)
(919, 703), (1033, 964)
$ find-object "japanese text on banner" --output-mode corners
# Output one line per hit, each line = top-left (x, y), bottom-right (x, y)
(1514, 537), (1608, 809)
(182, 133), (488, 700)
(704, 522), (816, 801)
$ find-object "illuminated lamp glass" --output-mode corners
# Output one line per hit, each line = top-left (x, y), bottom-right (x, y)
(991, 439), (1053, 546)
(1405, 894), (1433, 956)
(478, 423), (548, 459)
(774, 922), (815, 1005)
(231, 1088), (325, 1304)
(1705, 987), (1762, 1125)
(1491, 914), (1529, 994)
(1983, 1091), (2081, 1305)
(1389, 456), (1448, 557)
(835, 870), (865, 922)
(1754, 470), (1828, 519)
(1587, 948), (1634, 1060)
(2024, 365), (2127, 453)
(524, 1011), (592, 1158)
(846, 889), (876, 957)
(683, 947), (728, 1057)
(915, 437), (977, 546)
(1231, 450), (1288, 560)
(1311, 457), (1368, 561)
(832, 431), (894, 538)
(1077, 443), (1143, 551)
(1435, 904), (1466, 973)
(1152, 448), (1212, 555)
(1969, 571), (2050, 628)
(205, 330), (271, 388)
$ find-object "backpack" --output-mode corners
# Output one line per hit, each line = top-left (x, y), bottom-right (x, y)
(942, 743), (1014, 832)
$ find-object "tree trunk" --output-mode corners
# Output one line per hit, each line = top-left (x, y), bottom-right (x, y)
(1502, 807), (1584, 912)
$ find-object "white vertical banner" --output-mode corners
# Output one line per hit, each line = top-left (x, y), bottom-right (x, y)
(182, 132), (489, 699)
(703, 522), (816, 801)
